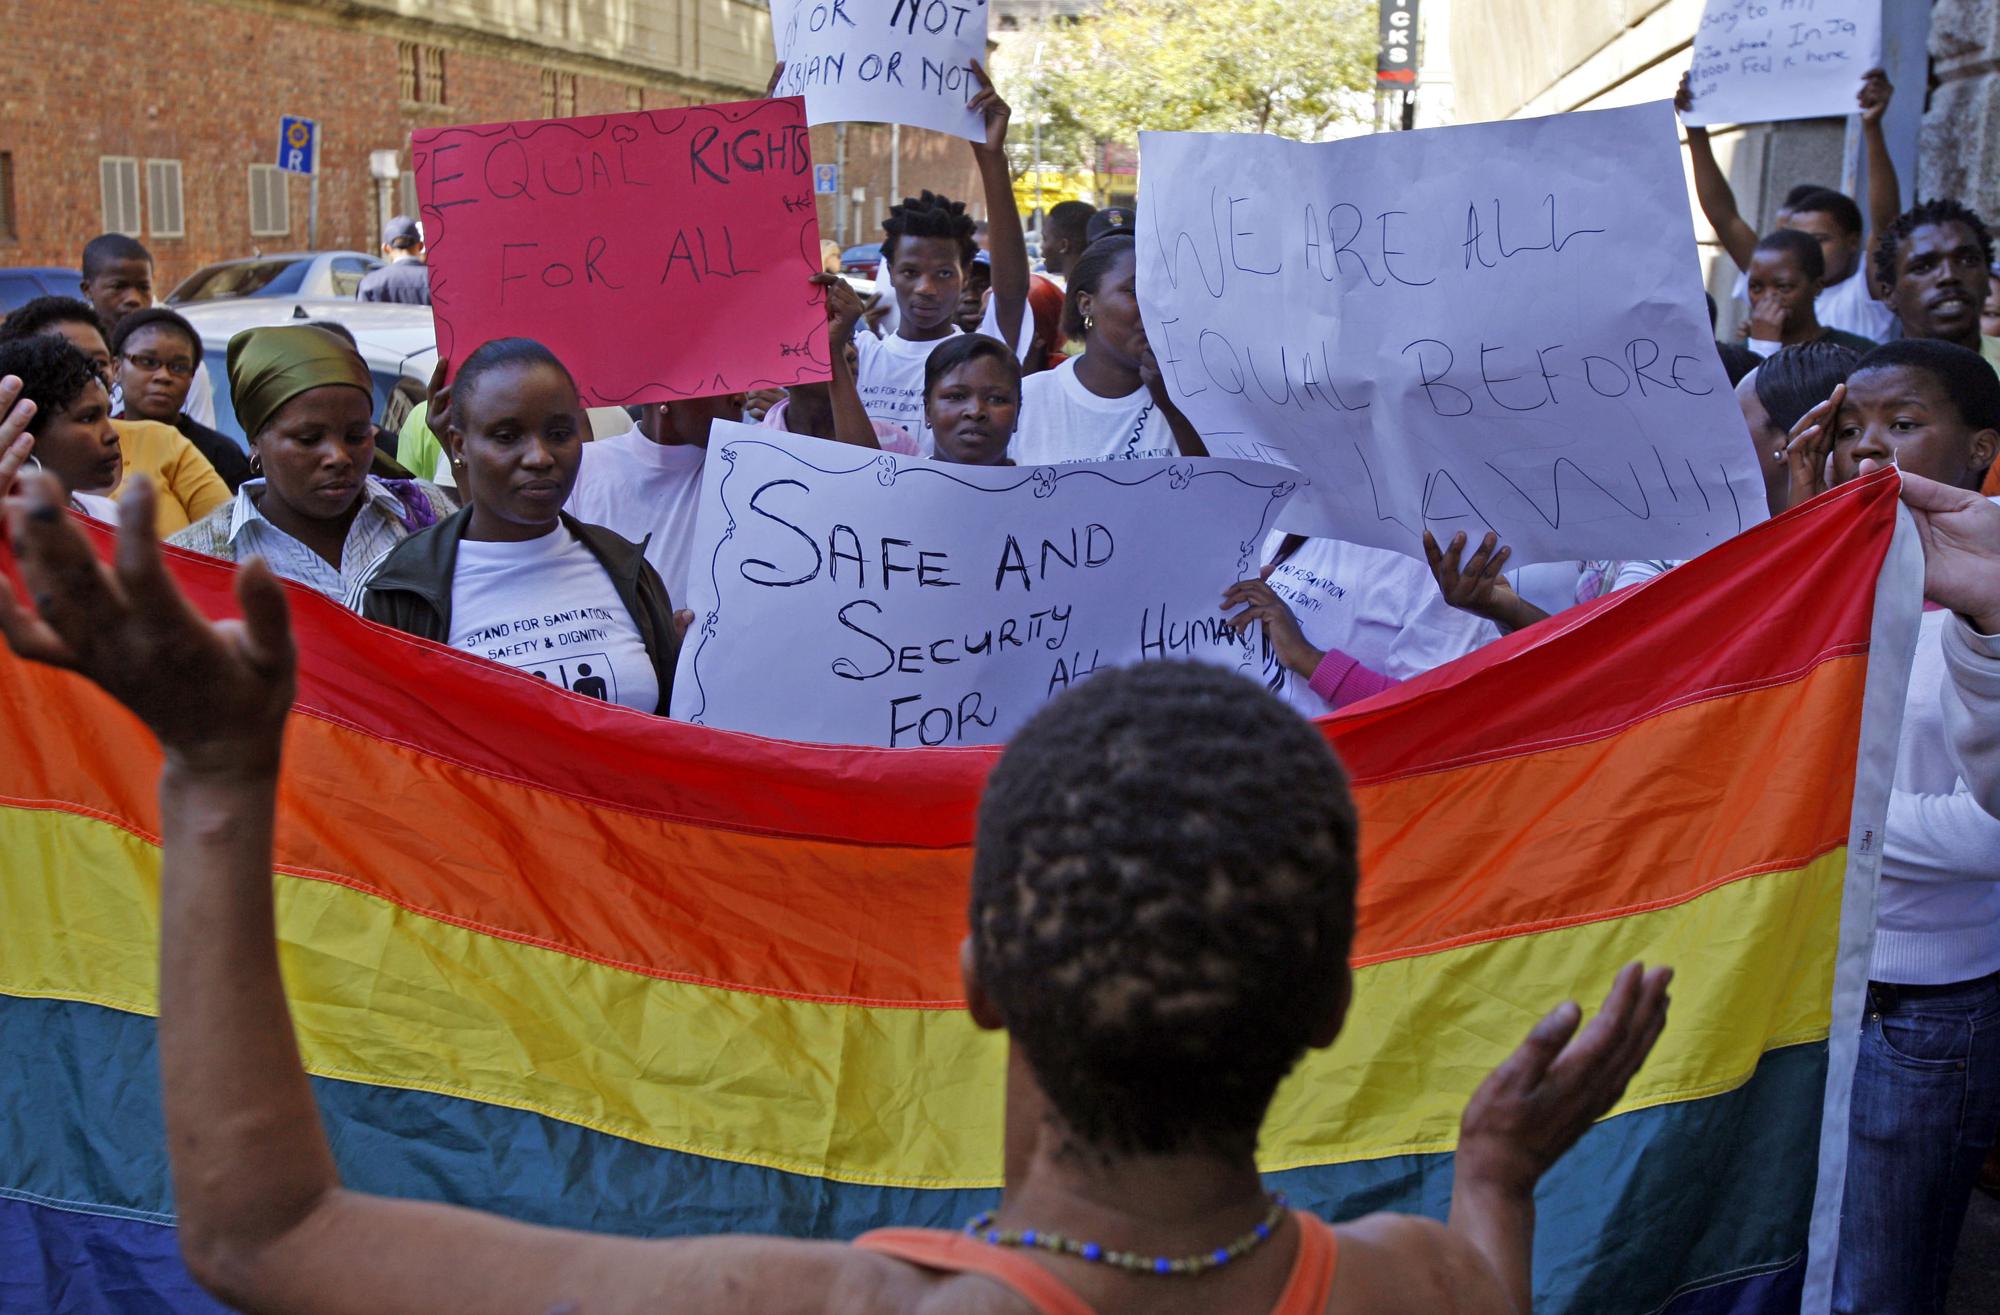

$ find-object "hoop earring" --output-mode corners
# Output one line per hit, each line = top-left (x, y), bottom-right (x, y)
(247, 451), (262, 476)
(1083, 315), (1095, 332)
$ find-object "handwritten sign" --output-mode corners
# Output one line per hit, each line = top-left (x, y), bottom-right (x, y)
(1136, 102), (1768, 565)
(771, 0), (987, 141)
(1682, 0), (1880, 127)
(413, 99), (830, 406)
(670, 424), (1297, 746)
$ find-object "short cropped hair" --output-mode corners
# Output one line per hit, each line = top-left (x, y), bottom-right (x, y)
(1754, 340), (1861, 433)
(451, 337), (577, 417)
(0, 296), (104, 345)
(0, 335), (105, 436)
(1851, 337), (2000, 435)
(1872, 198), (1995, 294)
(1046, 199), (1096, 249)
(81, 233), (153, 279)
(882, 190), (977, 267)
(1789, 187), (1863, 238)
(922, 332), (1020, 405)
(969, 662), (1359, 1159)
(109, 307), (203, 367)
(1755, 228), (1825, 283)
(1781, 183), (1831, 211)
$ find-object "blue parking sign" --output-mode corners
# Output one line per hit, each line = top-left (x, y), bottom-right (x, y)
(813, 163), (839, 196)
(278, 116), (317, 175)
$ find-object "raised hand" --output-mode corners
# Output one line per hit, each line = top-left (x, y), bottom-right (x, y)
(1745, 289), (1790, 343)
(1857, 67), (1892, 125)
(1456, 963), (1673, 1199)
(1674, 70), (1698, 121)
(1221, 576), (1322, 678)
(0, 375), (36, 497)
(0, 475), (296, 776)
(1423, 529), (1548, 633)
(1783, 383), (1842, 508)
(966, 59), (1011, 156)
(813, 272), (866, 345)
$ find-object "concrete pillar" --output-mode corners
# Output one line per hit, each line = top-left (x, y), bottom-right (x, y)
(1922, 0), (2000, 217)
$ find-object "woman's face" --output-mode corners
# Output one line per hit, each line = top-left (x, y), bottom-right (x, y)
(36, 378), (122, 495)
(1745, 249), (1819, 331)
(252, 385), (376, 522)
(926, 355), (1019, 466)
(449, 361), (584, 530)
(1078, 249), (1144, 366)
(114, 324), (199, 423)
(1830, 364), (1998, 489)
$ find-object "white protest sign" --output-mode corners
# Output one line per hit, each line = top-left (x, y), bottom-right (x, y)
(671, 424), (1298, 747)
(1682, 0), (1880, 127)
(1137, 102), (1769, 566)
(771, 0), (986, 142)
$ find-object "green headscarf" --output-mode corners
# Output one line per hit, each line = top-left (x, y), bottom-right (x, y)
(226, 325), (374, 443)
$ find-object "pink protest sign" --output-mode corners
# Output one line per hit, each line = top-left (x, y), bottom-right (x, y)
(413, 98), (830, 405)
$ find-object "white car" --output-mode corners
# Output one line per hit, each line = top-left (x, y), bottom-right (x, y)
(167, 253), (385, 305)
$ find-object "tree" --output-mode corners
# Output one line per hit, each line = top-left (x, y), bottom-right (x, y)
(1019, 0), (1378, 159)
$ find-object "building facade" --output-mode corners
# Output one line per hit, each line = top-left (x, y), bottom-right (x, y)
(0, 0), (983, 285)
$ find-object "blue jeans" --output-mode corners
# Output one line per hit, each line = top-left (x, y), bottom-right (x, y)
(1833, 973), (2000, 1314)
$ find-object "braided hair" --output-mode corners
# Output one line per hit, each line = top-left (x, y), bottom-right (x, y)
(882, 190), (977, 268)
(970, 661), (1359, 1159)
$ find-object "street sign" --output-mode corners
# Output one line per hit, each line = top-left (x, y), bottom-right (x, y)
(278, 116), (318, 175)
(813, 162), (840, 196)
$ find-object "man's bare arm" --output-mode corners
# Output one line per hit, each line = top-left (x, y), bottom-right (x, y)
(1676, 73), (1758, 272)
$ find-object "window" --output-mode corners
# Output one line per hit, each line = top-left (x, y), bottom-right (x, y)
(625, 85), (643, 112)
(541, 70), (577, 118)
(145, 159), (184, 238)
(329, 256), (371, 297)
(399, 170), (419, 218)
(0, 152), (15, 243)
(247, 164), (290, 237)
(99, 156), (142, 235)
(400, 41), (447, 105)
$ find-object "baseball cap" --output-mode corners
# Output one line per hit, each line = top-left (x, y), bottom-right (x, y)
(382, 215), (423, 248)
(1085, 207), (1135, 245)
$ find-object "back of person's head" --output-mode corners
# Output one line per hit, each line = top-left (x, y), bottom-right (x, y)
(109, 306), (203, 367)
(1754, 340), (1861, 433)
(1046, 199), (1096, 250)
(1873, 197), (1995, 292)
(1061, 233), (1135, 339)
(1852, 337), (2000, 433)
(882, 190), (977, 267)
(0, 296), (104, 344)
(1715, 340), (1761, 385)
(0, 335), (103, 436)
(1755, 228), (1825, 283)
(922, 333), (1021, 402)
(452, 337), (575, 414)
(81, 233), (153, 279)
(969, 662), (1358, 1159)
(1790, 187), (1863, 238)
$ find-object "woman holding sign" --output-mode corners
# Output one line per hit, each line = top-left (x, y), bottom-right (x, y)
(352, 339), (681, 714)
(852, 61), (1033, 452)
(1010, 235), (1209, 465)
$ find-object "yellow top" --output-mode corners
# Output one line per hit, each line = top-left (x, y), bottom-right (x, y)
(109, 420), (232, 537)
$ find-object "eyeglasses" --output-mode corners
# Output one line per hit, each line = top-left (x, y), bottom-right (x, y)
(122, 352), (197, 379)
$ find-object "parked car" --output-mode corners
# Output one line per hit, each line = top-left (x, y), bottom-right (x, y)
(0, 266), (84, 319)
(167, 252), (385, 306)
(840, 243), (883, 280)
(174, 299), (436, 447)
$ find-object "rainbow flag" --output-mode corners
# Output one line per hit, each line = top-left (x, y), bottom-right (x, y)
(0, 470), (1918, 1314)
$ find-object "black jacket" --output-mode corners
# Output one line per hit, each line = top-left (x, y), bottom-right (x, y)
(173, 414), (254, 492)
(357, 507), (680, 713)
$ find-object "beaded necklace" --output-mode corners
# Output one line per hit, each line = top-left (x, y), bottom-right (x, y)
(962, 1193), (1289, 1277)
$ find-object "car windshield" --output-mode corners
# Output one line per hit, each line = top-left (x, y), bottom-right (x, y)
(170, 259), (311, 303)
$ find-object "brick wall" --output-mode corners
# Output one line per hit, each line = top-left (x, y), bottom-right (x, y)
(809, 122), (985, 251)
(0, 0), (995, 285)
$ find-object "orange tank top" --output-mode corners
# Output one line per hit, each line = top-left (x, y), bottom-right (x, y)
(853, 1210), (1339, 1315)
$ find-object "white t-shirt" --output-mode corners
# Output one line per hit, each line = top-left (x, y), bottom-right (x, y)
(447, 524), (659, 713)
(854, 299), (1031, 446)
(563, 425), (705, 606)
(1259, 532), (1497, 718)
(1730, 264), (1892, 344)
(1011, 357), (1179, 465)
